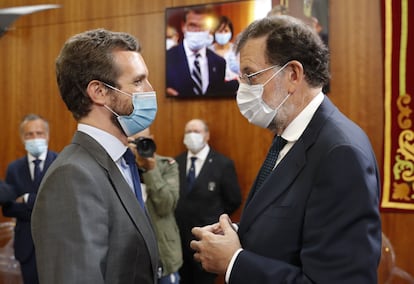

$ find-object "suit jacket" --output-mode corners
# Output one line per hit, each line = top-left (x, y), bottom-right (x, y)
(31, 131), (159, 284)
(175, 149), (242, 251)
(230, 97), (382, 284)
(2, 150), (58, 263)
(0, 181), (17, 204)
(142, 154), (183, 276)
(166, 43), (238, 97)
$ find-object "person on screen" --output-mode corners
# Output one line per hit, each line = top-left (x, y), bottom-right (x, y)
(166, 25), (179, 50)
(166, 7), (238, 97)
(209, 15), (239, 82)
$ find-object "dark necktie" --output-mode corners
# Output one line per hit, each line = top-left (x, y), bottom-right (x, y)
(254, 135), (287, 192)
(187, 157), (197, 192)
(33, 159), (42, 189)
(191, 53), (203, 95)
(123, 148), (146, 210)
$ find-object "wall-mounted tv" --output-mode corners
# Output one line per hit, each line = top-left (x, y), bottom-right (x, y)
(165, 0), (329, 98)
(165, 1), (259, 98)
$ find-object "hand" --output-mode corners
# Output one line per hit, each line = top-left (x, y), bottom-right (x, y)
(190, 214), (241, 275)
(16, 195), (25, 203)
(128, 141), (156, 171)
(136, 155), (156, 171)
(166, 87), (179, 96)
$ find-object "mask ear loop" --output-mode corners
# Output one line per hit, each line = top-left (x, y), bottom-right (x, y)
(102, 82), (132, 98)
(103, 105), (120, 117)
(274, 93), (291, 112)
(101, 82), (134, 117)
(263, 61), (291, 87)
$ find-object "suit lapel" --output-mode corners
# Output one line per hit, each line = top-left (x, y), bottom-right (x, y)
(189, 150), (214, 192)
(72, 132), (159, 272)
(240, 141), (307, 232)
(239, 97), (336, 234)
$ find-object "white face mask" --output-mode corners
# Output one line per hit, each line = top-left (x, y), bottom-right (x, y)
(183, 132), (205, 153)
(166, 38), (177, 50)
(236, 63), (290, 128)
(184, 31), (210, 51)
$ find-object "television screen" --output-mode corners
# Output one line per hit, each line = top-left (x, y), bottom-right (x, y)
(165, 1), (258, 98)
(165, 0), (329, 98)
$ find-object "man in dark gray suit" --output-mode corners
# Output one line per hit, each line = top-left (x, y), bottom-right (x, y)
(191, 15), (381, 283)
(31, 29), (159, 284)
(175, 118), (242, 284)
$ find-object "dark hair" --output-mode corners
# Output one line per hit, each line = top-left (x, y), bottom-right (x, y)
(55, 28), (140, 120)
(183, 6), (214, 23)
(214, 16), (234, 38)
(235, 15), (330, 88)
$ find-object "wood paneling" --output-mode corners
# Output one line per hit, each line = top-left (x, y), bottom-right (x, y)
(0, 0), (412, 281)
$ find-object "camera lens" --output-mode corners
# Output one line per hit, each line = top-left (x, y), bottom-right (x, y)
(135, 137), (156, 158)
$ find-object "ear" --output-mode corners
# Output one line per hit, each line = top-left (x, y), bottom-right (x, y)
(286, 60), (304, 93)
(86, 80), (109, 105)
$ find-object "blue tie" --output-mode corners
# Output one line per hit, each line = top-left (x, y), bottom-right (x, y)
(123, 148), (146, 209)
(187, 157), (197, 192)
(254, 135), (287, 193)
(33, 159), (42, 190)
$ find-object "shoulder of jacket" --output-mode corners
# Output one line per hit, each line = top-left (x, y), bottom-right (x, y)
(156, 154), (177, 165)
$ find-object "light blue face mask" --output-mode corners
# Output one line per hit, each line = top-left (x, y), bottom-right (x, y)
(25, 138), (48, 157)
(214, 32), (232, 45)
(103, 83), (157, 136)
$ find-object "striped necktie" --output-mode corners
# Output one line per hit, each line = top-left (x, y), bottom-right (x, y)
(192, 53), (203, 95)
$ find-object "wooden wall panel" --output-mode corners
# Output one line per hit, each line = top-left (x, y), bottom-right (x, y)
(1, 0), (413, 280)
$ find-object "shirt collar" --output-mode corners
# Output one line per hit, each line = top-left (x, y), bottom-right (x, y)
(187, 144), (210, 161)
(282, 92), (324, 142)
(27, 151), (47, 162)
(77, 123), (126, 162)
(183, 40), (206, 58)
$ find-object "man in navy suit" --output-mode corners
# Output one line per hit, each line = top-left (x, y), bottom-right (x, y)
(175, 119), (242, 284)
(2, 114), (58, 284)
(166, 7), (238, 97)
(191, 15), (381, 283)
(0, 181), (18, 203)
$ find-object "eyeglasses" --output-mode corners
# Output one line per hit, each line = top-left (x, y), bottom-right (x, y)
(239, 65), (277, 86)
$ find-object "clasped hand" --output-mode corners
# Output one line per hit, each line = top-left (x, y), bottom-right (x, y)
(190, 214), (242, 275)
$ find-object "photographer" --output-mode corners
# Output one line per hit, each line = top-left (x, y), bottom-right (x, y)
(128, 128), (183, 284)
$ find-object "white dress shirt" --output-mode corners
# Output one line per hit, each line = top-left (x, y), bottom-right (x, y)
(186, 144), (210, 177)
(77, 124), (134, 195)
(183, 40), (209, 94)
(27, 151), (48, 180)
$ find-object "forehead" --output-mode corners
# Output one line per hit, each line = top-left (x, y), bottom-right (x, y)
(217, 24), (230, 32)
(113, 50), (148, 81)
(185, 120), (205, 131)
(185, 12), (207, 28)
(239, 36), (268, 72)
(22, 119), (46, 132)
